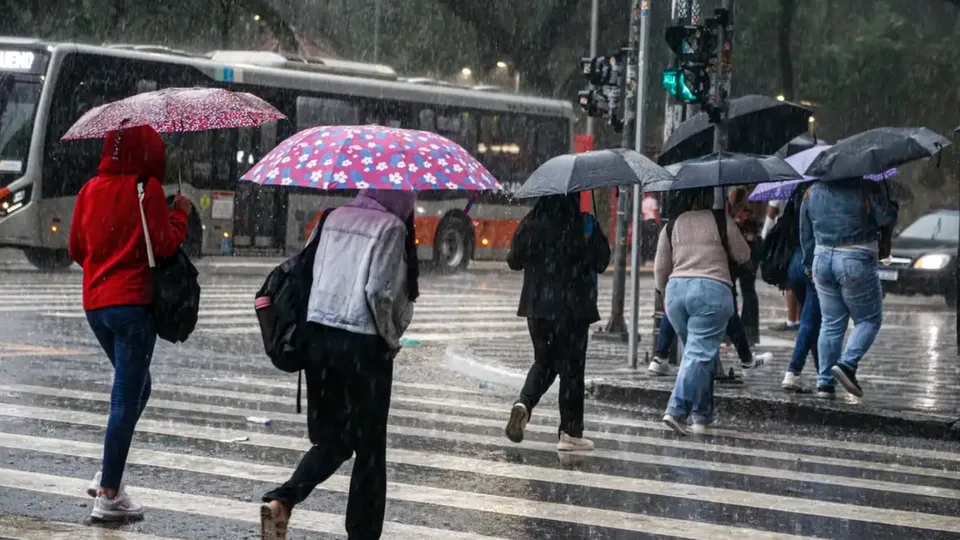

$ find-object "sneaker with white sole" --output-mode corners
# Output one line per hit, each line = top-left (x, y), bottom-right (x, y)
(816, 385), (836, 399)
(781, 371), (802, 391)
(691, 423), (711, 434)
(557, 432), (595, 452)
(86, 471), (102, 498)
(662, 414), (688, 436)
(90, 489), (144, 521)
(648, 356), (671, 376)
(742, 352), (772, 370)
(505, 403), (529, 443)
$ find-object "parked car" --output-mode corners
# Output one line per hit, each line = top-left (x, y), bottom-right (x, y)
(880, 210), (958, 306)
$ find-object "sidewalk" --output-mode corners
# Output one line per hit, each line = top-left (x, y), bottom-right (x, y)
(447, 316), (960, 439)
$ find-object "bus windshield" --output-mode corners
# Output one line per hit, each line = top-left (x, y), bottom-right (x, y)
(0, 74), (41, 182)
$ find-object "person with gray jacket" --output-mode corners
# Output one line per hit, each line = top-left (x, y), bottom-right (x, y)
(260, 190), (418, 540)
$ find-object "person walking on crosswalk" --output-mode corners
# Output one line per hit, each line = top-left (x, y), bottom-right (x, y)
(260, 190), (418, 540)
(68, 125), (191, 520)
(504, 193), (610, 451)
(654, 188), (751, 435)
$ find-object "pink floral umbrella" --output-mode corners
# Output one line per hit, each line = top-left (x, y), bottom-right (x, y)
(60, 87), (286, 140)
(240, 125), (501, 191)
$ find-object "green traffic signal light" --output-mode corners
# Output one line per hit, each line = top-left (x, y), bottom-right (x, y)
(661, 68), (697, 102)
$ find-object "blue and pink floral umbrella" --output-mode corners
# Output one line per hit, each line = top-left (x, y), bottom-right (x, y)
(241, 125), (501, 191)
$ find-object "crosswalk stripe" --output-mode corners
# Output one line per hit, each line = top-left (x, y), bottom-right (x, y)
(2, 404), (958, 533)
(5, 384), (960, 493)
(0, 469), (509, 540)
(0, 433), (812, 540)
(0, 515), (178, 540)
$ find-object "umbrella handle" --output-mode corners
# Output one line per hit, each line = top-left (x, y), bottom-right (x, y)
(592, 190), (598, 216)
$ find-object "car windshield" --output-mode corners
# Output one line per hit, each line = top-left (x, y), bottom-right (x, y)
(898, 213), (960, 242)
(0, 73), (41, 181)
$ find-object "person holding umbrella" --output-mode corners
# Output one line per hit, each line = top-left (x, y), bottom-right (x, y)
(654, 187), (752, 434)
(802, 127), (949, 397)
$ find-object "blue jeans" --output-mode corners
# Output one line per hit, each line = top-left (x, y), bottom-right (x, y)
(656, 309), (751, 365)
(664, 277), (734, 424)
(86, 305), (156, 490)
(786, 249), (820, 375)
(813, 247), (883, 386)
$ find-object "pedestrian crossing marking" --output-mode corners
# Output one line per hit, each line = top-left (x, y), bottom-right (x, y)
(0, 469), (509, 540)
(0, 515), (178, 540)
(0, 342), (93, 358)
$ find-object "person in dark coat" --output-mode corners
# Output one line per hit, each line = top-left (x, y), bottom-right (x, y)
(503, 193), (610, 451)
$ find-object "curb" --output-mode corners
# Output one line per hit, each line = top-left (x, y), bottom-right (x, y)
(446, 345), (960, 440)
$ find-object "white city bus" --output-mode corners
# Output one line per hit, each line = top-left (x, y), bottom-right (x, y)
(0, 38), (574, 270)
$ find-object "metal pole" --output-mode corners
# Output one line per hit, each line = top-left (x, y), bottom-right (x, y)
(585, 0), (599, 137)
(601, 0), (642, 338)
(373, 0), (382, 63)
(627, 0), (652, 367)
(712, 0), (734, 378)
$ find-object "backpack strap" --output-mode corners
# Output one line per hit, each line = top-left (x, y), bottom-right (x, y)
(666, 218), (676, 248)
(135, 176), (156, 269)
(713, 209), (740, 293)
(295, 207), (334, 415)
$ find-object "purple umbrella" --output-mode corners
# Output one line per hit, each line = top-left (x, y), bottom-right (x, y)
(749, 145), (899, 201)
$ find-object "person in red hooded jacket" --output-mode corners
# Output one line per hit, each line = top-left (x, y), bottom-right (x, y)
(68, 124), (191, 521)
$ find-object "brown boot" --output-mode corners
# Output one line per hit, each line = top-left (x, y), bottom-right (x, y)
(260, 500), (290, 540)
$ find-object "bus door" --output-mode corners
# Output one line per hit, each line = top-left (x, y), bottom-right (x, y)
(232, 121), (284, 254)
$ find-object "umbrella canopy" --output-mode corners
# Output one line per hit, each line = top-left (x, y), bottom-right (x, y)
(512, 149), (675, 199)
(657, 95), (812, 165)
(61, 87), (286, 139)
(805, 127), (951, 182)
(241, 125), (500, 191)
(775, 133), (829, 158)
(646, 152), (802, 193)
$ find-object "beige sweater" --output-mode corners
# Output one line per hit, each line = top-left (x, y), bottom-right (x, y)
(654, 210), (752, 293)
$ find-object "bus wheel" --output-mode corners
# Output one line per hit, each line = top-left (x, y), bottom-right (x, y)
(22, 248), (73, 271)
(432, 215), (473, 273)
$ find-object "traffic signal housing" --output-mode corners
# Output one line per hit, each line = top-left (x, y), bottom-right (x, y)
(661, 23), (717, 105)
(577, 51), (625, 131)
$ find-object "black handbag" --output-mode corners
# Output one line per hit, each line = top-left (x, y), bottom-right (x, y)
(136, 178), (201, 343)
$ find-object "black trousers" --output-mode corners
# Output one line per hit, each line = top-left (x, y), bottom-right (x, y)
(263, 324), (393, 540)
(518, 318), (590, 438)
(737, 271), (760, 343)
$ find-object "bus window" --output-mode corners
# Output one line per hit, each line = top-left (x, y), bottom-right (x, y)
(0, 73), (41, 183)
(418, 108), (436, 131)
(296, 96), (359, 130)
(477, 113), (534, 204)
(534, 116), (569, 166)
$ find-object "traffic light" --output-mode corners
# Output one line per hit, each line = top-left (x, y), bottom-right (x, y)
(577, 51), (625, 130)
(661, 23), (717, 105)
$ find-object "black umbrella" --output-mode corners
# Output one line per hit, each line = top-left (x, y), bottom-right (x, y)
(657, 95), (812, 166)
(775, 133), (830, 158)
(645, 152), (802, 193)
(805, 127), (951, 182)
(513, 148), (675, 199)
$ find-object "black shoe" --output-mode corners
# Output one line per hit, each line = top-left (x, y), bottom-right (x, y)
(831, 364), (863, 397)
(505, 403), (529, 443)
(816, 385), (836, 399)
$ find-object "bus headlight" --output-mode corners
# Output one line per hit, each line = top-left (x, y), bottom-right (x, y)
(0, 186), (31, 218)
(914, 254), (951, 270)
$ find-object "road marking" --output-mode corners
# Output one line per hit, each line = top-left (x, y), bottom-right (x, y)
(0, 343), (93, 358)
(0, 515), (178, 540)
(0, 468), (509, 540)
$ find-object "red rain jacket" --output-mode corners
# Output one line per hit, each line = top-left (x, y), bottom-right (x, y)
(68, 125), (188, 311)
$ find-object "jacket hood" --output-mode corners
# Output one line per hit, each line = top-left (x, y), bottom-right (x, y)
(356, 190), (415, 221)
(97, 125), (166, 181)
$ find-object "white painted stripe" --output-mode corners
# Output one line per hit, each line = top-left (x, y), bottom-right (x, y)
(0, 469), (507, 540)
(196, 327), (534, 341)
(0, 433), (812, 540)
(4, 386), (959, 493)
(2, 425), (957, 535)
(0, 516), (177, 540)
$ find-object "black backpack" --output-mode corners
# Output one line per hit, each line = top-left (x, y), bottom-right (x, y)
(759, 197), (801, 289)
(254, 208), (333, 412)
(135, 178), (201, 344)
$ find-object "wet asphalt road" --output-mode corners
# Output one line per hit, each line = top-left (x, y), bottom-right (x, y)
(0, 268), (958, 540)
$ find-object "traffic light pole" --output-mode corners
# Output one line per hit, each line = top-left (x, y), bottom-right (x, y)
(586, 0), (599, 138)
(626, 0), (652, 367)
(599, 0), (644, 340)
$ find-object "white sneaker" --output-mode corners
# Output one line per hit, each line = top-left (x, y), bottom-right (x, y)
(505, 403), (529, 443)
(743, 352), (772, 369)
(648, 356), (671, 376)
(662, 414), (688, 436)
(781, 371), (802, 391)
(86, 471), (102, 498)
(91, 489), (144, 521)
(557, 432), (595, 452)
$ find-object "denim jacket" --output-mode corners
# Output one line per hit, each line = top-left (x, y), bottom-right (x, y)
(800, 180), (898, 269)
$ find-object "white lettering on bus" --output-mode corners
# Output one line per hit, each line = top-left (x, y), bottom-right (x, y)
(0, 51), (35, 71)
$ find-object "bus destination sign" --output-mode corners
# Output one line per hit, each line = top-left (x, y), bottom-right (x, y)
(0, 50), (47, 74)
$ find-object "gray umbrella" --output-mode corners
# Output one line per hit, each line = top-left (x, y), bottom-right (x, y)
(645, 152), (802, 193)
(513, 148), (675, 199)
(805, 127), (951, 182)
